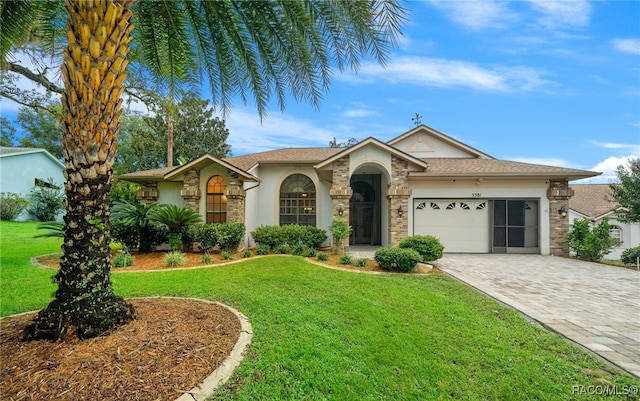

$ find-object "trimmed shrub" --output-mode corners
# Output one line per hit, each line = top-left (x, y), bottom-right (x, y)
(621, 246), (640, 266)
(251, 224), (327, 249)
(195, 223), (218, 252)
(217, 221), (245, 252)
(374, 247), (422, 272)
(398, 235), (444, 262)
(0, 192), (29, 221)
(255, 245), (271, 255)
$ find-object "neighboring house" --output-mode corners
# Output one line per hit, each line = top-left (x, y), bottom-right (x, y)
(0, 147), (65, 221)
(119, 124), (599, 256)
(569, 184), (640, 260)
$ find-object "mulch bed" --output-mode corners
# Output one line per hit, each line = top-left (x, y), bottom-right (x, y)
(0, 298), (241, 401)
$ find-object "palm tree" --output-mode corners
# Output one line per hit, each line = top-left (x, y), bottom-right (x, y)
(110, 200), (157, 252)
(148, 204), (202, 250)
(1, 0), (405, 340)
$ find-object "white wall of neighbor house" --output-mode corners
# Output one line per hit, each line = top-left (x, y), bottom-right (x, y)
(408, 178), (552, 254)
(0, 152), (66, 221)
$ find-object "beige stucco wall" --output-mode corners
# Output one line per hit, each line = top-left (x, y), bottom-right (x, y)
(157, 182), (184, 206)
(391, 132), (471, 158)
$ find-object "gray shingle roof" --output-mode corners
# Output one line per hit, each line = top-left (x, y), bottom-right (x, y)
(570, 184), (619, 218)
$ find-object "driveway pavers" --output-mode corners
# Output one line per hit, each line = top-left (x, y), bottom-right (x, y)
(435, 254), (640, 378)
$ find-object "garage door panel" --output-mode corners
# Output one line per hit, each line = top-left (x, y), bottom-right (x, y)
(414, 200), (489, 253)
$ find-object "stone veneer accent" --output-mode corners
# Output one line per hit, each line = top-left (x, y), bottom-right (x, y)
(547, 179), (574, 257)
(225, 172), (246, 223)
(329, 156), (352, 250)
(137, 182), (159, 205)
(387, 156), (411, 246)
(180, 169), (201, 212)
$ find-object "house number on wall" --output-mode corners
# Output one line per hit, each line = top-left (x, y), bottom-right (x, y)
(471, 193), (482, 198)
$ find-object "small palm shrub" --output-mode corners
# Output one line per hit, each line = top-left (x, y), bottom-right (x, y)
(291, 243), (306, 256)
(201, 252), (213, 264)
(221, 251), (234, 260)
(243, 250), (252, 258)
(621, 246), (640, 265)
(113, 250), (134, 268)
(374, 247), (422, 272)
(273, 244), (289, 254)
(302, 248), (317, 258)
(316, 252), (329, 261)
(398, 235), (444, 262)
(163, 251), (185, 267)
(340, 254), (353, 264)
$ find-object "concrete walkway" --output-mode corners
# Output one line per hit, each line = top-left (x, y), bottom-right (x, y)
(435, 254), (640, 378)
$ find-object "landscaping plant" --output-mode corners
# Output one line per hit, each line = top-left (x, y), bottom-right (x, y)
(0, 192), (29, 221)
(330, 216), (352, 254)
(398, 235), (444, 262)
(567, 218), (619, 262)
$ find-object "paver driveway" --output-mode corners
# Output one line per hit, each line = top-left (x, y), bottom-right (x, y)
(436, 254), (640, 378)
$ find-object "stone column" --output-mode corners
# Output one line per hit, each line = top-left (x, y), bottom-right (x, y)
(329, 156), (352, 250)
(136, 182), (159, 205)
(180, 169), (201, 213)
(225, 172), (246, 223)
(547, 180), (574, 257)
(387, 156), (411, 246)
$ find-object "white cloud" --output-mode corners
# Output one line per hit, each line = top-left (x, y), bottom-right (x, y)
(348, 57), (552, 92)
(509, 157), (573, 168)
(427, 0), (517, 31)
(573, 155), (639, 184)
(589, 140), (640, 155)
(222, 108), (340, 155)
(341, 108), (378, 118)
(526, 0), (591, 30)
(612, 38), (640, 55)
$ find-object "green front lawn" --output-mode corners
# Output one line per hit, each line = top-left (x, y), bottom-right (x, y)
(1, 221), (638, 400)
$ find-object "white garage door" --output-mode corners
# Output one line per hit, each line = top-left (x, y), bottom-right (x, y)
(414, 199), (490, 253)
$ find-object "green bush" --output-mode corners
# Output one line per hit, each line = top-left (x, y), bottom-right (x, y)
(621, 246), (640, 265)
(398, 235), (444, 262)
(273, 244), (290, 254)
(568, 218), (618, 262)
(251, 224), (327, 249)
(163, 251), (185, 267)
(291, 243), (306, 256)
(195, 222), (245, 252)
(316, 252), (329, 261)
(374, 247), (422, 272)
(255, 245), (270, 255)
(113, 250), (134, 267)
(0, 192), (29, 221)
(110, 221), (140, 249)
(27, 178), (65, 222)
(302, 248), (317, 258)
(242, 250), (252, 258)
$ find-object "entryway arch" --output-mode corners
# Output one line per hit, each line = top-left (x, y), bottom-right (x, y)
(349, 163), (390, 245)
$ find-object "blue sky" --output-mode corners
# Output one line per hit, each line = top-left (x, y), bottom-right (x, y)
(1, 1), (638, 184)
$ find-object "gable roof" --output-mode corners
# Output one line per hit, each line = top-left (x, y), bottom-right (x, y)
(388, 125), (494, 159)
(409, 158), (600, 181)
(570, 184), (620, 219)
(224, 147), (342, 172)
(314, 137), (428, 171)
(165, 153), (259, 182)
(0, 147), (65, 169)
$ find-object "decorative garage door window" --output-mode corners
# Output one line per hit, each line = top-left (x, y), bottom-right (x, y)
(206, 175), (227, 223)
(280, 174), (316, 226)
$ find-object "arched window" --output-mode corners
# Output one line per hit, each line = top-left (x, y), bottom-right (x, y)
(280, 174), (316, 226)
(206, 176), (227, 223)
(610, 225), (622, 246)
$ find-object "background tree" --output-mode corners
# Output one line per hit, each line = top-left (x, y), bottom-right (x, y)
(15, 100), (63, 159)
(1, 0), (405, 341)
(0, 116), (17, 146)
(114, 110), (165, 174)
(609, 158), (640, 223)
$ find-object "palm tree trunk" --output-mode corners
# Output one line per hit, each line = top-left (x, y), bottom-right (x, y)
(24, 0), (136, 341)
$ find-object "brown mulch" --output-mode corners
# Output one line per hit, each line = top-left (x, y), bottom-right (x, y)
(0, 298), (241, 401)
(34, 249), (442, 274)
